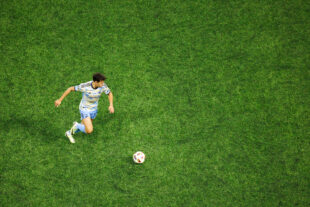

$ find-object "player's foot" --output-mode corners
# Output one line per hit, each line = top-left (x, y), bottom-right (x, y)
(70, 121), (79, 135)
(65, 130), (75, 143)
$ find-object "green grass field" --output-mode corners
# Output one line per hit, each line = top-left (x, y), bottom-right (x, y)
(1, 0), (309, 206)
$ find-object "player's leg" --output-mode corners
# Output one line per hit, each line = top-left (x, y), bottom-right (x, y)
(65, 110), (92, 143)
(81, 117), (93, 134)
(82, 110), (97, 134)
(69, 110), (88, 135)
(69, 110), (97, 135)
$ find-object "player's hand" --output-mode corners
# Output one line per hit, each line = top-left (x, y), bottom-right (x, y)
(109, 105), (114, 113)
(54, 99), (62, 107)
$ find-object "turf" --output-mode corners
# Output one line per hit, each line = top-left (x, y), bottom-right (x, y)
(1, 0), (309, 206)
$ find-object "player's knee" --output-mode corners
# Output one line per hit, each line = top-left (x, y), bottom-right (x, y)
(86, 127), (93, 134)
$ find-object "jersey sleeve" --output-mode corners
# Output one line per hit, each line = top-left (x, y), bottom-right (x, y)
(101, 83), (111, 95)
(74, 82), (90, 92)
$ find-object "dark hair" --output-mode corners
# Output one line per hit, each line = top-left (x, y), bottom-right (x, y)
(93, 73), (106, 82)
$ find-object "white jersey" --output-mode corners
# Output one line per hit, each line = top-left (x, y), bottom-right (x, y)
(74, 81), (110, 111)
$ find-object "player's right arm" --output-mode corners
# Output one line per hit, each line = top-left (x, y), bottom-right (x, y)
(54, 86), (75, 107)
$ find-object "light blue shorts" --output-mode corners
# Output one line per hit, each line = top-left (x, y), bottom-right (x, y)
(80, 109), (98, 120)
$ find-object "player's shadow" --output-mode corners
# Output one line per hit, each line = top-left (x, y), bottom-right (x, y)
(2, 110), (123, 144)
(1, 114), (63, 143)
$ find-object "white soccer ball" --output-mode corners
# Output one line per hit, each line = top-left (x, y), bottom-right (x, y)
(133, 151), (145, 164)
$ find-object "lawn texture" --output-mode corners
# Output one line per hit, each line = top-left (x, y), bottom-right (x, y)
(0, 0), (309, 206)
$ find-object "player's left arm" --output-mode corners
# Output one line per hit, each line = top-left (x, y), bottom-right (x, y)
(108, 92), (114, 113)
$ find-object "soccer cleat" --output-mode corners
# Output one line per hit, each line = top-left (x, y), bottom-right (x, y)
(70, 121), (79, 135)
(65, 130), (75, 143)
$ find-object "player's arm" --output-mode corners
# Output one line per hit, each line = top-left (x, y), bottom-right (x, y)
(54, 86), (75, 107)
(108, 92), (114, 113)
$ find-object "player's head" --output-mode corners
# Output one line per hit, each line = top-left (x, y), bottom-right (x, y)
(93, 73), (106, 87)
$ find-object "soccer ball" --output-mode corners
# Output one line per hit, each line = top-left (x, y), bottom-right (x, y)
(133, 151), (145, 164)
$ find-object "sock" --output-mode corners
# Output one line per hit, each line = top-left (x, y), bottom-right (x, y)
(76, 123), (86, 134)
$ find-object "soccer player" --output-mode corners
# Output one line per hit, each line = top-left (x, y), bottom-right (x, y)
(54, 73), (114, 143)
